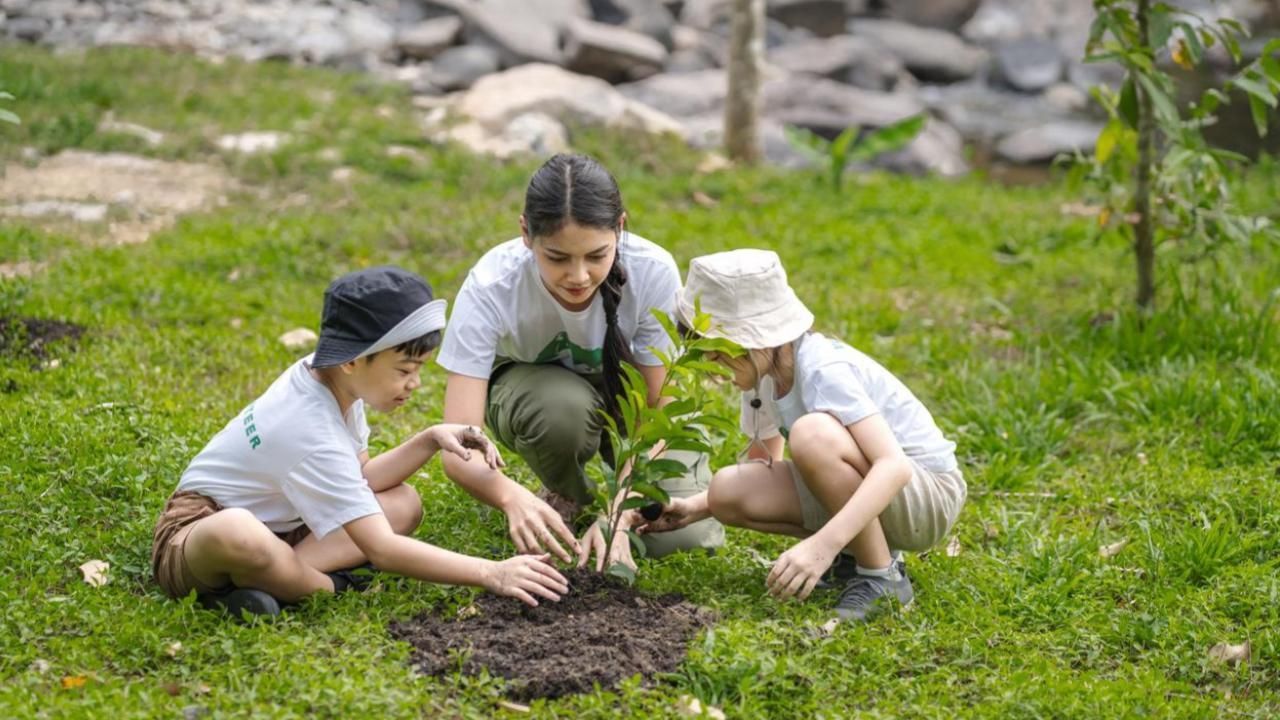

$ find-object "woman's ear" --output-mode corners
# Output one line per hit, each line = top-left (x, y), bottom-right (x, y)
(519, 215), (532, 249)
(617, 211), (628, 235)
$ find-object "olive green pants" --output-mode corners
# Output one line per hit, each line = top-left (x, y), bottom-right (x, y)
(485, 362), (724, 558)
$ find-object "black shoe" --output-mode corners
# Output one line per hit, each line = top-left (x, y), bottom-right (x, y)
(327, 562), (377, 594)
(814, 553), (860, 590)
(199, 587), (282, 618)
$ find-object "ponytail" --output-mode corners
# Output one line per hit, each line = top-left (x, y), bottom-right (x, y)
(599, 246), (635, 425)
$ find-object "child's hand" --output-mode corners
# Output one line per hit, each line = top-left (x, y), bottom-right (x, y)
(482, 553), (569, 607)
(577, 518), (637, 573)
(767, 535), (839, 601)
(425, 424), (504, 469)
(635, 496), (706, 534)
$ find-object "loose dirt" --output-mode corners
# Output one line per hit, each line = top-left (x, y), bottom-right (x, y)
(389, 569), (712, 700)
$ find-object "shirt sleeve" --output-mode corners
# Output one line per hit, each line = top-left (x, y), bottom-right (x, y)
(436, 275), (504, 379)
(803, 361), (879, 428)
(280, 448), (383, 539)
(629, 256), (681, 366)
(352, 402), (370, 452)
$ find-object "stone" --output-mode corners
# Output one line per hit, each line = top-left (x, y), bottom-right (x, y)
(763, 74), (927, 134)
(767, 0), (846, 37)
(768, 34), (904, 91)
(618, 69), (727, 118)
(0, 200), (109, 223)
(883, 0), (982, 31)
(397, 16), (463, 60)
(98, 118), (165, 147)
(994, 121), (1102, 164)
(456, 0), (589, 67)
(340, 7), (397, 59)
(502, 112), (571, 156)
(430, 45), (501, 91)
(563, 17), (669, 82)
(290, 25), (351, 65)
(876, 117), (969, 176)
(589, 0), (679, 48)
(453, 63), (685, 137)
(919, 81), (1072, 143)
(994, 37), (1063, 93)
(665, 47), (717, 73)
(216, 132), (291, 154)
(4, 17), (49, 41)
(847, 18), (987, 83)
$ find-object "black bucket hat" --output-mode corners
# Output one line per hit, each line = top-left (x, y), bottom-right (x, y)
(311, 266), (447, 368)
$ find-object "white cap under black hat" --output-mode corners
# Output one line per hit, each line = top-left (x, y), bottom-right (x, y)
(311, 266), (447, 368)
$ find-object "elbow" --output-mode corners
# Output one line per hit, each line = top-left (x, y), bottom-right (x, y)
(893, 457), (913, 490)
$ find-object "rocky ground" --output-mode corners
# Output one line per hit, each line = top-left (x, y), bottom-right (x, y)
(2, 0), (1277, 173)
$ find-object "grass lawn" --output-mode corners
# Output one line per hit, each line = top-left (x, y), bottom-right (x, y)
(1, 45), (1277, 718)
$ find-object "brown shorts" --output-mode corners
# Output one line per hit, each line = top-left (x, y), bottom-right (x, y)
(150, 490), (311, 599)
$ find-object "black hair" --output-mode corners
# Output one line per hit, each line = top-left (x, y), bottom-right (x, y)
(524, 153), (633, 423)
(364, 331), (441, 363)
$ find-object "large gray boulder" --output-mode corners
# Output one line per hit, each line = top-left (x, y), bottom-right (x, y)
(617, 69), (728, 118)
(883, 0), (982, 31)
(763, 74), (927, 133)
(848, 18), (988, 83)
(994, 37), (1063, 93)
(396, 16), (463, 61)
(589, 0), (679, 48)
(430, 45), (502, 91)
(919, 81), (1076, 143)
(768, 34), (907, 91)
(563, 17), (669, 82)
(453, 0), (590, 67)
(994, 120), (1101, 163)
(452, 63), (686, 136)
(767, 0), (847, 37)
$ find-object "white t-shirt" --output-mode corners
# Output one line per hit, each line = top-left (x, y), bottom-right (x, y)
(740, 333), (957, 472)
(177, 355), (383, 539)
(437, 234), (681, 379)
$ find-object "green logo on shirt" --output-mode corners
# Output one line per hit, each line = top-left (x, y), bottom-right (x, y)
(534, 332), (602, 371)
(243, 404), (262, 450)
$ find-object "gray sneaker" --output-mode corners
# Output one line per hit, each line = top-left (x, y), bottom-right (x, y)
(833, 568), (914, 622)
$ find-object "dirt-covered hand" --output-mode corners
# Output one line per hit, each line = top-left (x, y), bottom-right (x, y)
(426, 423), (504, 469)
(577, 518), (637, 573)
(766, 535), (838, 601)
(482, 554), (569, 607)
(505, 491), (579, 564)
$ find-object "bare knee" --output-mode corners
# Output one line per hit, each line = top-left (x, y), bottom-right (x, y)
(789, 413), (868, 478)
(707, 466), (749, 526)
(199, 509), (280, 572)
(379, 483), (423, 535)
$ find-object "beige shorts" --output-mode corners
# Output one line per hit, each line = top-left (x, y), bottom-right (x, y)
(787, 458), (967, 553)
(150, 491), (311, 599)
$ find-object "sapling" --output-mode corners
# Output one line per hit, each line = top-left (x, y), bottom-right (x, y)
(586, 304), (742, 583)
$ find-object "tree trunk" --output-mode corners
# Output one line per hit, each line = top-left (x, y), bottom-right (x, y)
(1134, 0), (1157, 310)
(724, 0), (765, 164)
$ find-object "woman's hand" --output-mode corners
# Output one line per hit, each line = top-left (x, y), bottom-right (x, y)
(766, 535), (840, 601)
(425, 423), (504, 470)
(480, 553), (569, 607)
(577, 517), (637, 573)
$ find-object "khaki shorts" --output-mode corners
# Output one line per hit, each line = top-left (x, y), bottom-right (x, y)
(787, 458), (967, 553)
(150, 491), (311, 599)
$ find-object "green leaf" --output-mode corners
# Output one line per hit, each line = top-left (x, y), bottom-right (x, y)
(847, 114), (926, 164)
(620, 496), (651, 511)
(626, 530), (648, 559)
(0, 109), (19, 125)
(694, 337), (745, 357)
(1232, 74), (1277, 107)
(1118, 77), (1139, 128)
(1096, 119), (1123, 163)
(647, 458), (690, 479)
(1248, 94), (1270, 138)
(1148, 7), (1176, 50)
(1137, 73), (1179, 125)
(831, 126), (859, 163)
(662, 437), (713, 454)
(629, 481), (670, 505)
(651, 307), (681, 347)
(782, 124), (829, 161)
(606, 562), (636, 585)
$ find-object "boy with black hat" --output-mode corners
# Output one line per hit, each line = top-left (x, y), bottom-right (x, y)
(150, 266), (568, 617)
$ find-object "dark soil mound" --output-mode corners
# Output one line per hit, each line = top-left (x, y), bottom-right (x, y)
(389, 569), (713, 700)
(0, 315), (85, 362)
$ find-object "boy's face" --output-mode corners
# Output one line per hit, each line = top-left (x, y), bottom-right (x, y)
(347, 349), (428, 413)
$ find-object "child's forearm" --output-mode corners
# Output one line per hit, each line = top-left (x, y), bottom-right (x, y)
(370, 533), (495, 589)
(813, 456), (912, 552)
(361, 430), (435, 492)
(441, 451), (525, 511)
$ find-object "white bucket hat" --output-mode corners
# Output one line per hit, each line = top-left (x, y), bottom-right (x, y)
(676, 249), (814, 349)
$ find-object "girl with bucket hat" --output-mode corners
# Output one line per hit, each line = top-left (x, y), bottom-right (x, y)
(436, 153), (724, 573)
(640, 249), (966, 622)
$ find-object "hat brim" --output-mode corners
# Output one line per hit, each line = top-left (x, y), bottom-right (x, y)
(676, 292), (813, 349)
(312, 298), (448, 367)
